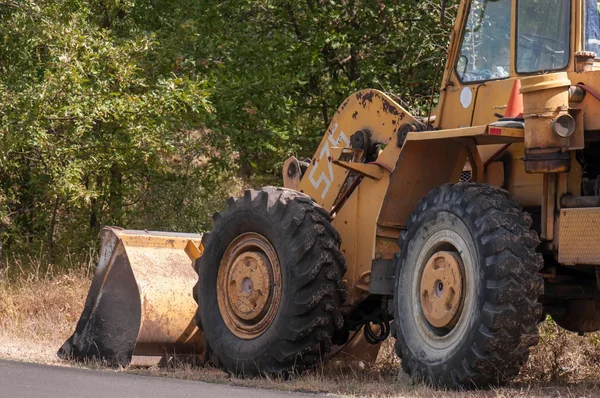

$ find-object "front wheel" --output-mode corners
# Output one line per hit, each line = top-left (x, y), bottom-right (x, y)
(392, 184), (543, 389)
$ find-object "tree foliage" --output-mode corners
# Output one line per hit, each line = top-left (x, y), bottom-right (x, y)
(196, 0), (453, 174)
(0, 0), (455, 265)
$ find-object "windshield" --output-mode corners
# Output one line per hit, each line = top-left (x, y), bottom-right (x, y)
(516, 0), (570, 73)
(585, 0), (600, 55)
(456, 0), (512, 83)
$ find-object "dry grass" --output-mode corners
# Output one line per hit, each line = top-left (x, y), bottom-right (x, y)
(2, 260), (600, 397)
(522, 320), (600, 384)
(0, 253), (94, 363)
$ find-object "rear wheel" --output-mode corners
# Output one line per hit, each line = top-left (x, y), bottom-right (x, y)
(195, 187), (347, 376)
(392, 183), (543, 389)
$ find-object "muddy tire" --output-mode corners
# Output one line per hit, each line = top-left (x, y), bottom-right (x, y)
(195, 187), (346, 376)
(392, 183), (543, 389)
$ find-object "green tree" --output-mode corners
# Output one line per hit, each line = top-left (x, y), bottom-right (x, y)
(0, 0), (223, 261)
(189, 0), (454, 175)
(0, 0), (455, 267)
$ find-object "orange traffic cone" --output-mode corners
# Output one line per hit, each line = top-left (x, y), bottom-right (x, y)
(504, 79), (524, 118)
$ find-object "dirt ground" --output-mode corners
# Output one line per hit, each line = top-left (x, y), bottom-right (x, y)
(1, 267), (600, 397)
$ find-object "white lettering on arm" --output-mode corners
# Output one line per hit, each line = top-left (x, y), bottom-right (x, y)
(308, 123), (351, 199)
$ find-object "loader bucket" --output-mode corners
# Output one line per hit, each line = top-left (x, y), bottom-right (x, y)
(58, 227), (204, 367)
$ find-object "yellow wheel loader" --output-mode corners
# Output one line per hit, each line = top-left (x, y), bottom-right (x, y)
(61, 0), (600, 389)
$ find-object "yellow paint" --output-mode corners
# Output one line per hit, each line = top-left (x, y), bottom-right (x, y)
(297, 89), (416, 210)
(293, 0), (600, 301)
(61, 227), (205, 366)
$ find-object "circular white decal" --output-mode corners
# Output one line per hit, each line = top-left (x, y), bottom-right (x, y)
(460, 87), (473, 109)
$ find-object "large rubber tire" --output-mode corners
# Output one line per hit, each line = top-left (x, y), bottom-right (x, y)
(195, 187), (347, 376)
(392, 183), (543, 389)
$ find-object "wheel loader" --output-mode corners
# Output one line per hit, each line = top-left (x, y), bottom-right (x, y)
(60, 0), (600, 389)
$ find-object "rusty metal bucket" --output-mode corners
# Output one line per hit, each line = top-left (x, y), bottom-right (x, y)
(58, 227), (204, 367)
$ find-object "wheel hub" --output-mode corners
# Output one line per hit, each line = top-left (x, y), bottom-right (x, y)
(217, 233), (282, 339)
(420, 251), (464, 329)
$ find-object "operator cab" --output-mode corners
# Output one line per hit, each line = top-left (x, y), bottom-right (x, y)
(437, 0), (600, 132)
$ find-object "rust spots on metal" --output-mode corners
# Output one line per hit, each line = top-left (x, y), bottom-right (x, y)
(381, 97), (401, 116)
(362, 91), (375, 104)
(523, 148), (571, 173)
(356, 91), (376, 108)
(340, 98), (350, 112)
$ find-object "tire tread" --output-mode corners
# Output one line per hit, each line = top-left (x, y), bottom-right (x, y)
(195, 186), (346, 376)
(392, 183), (543, 389)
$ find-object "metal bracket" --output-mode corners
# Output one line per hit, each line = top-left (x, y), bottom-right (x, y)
(464, 139), (484, 182)
(369, 258), (395, 295)
(330, 146), (363, 162)
(333, 161), (385, 180)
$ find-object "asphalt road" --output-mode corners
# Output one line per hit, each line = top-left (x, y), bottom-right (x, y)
(0, 360), (318, 398)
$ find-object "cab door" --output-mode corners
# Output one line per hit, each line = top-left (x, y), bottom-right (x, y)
(438, 0), (515, 129)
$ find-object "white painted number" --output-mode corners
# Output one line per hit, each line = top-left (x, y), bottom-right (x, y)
(308, 123), (350, 199)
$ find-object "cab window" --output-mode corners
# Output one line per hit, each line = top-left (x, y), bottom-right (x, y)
(516, 0), (570, 73)
(585, 0), (600, 55)
(456, 0), (512, 83)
